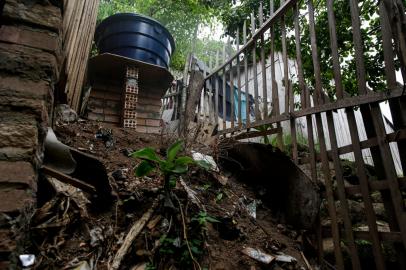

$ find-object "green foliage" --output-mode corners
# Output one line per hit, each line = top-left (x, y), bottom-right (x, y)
(97, 0), (229, 71)
(218, 0), (402, 97)
(191, 211), (220, 226)
(132, 140), (208, 190)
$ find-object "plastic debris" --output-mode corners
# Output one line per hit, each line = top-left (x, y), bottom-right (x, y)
(241, 247), (275, 264)
(19, 254), (35, 267)
(90, 226), (104, 247)
(239, 197), (260, 219)
(95, 128), (115, 148)
(275, 254), (297, 263)
(191, 151), (219, 172)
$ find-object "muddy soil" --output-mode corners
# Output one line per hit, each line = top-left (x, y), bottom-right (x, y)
(29, 121), (313, 269)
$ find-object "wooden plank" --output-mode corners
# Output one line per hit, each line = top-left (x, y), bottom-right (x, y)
(259, 2), (268, 118)
(251, 13), (260, 120)
(269, 0), (283, 150)
(222, 44), (227, 130)
(236, 28), (243, 128)
(41, 166), (96, 193)
(293, 2), (317, 187)
(216, 87), (405, 136)
(370, 103), (406, 249)
(234, 127), (281, 141)
(347, 108), (387, 270)
(323, 2), (362, 267)
(243, 21), (250, 128)
(345, 177), (406, 195)
(71, 0), (99, 110)
(229, 39), (235, 129)
(215, 51), (220, 125)
(307, 0), (344, 267)
(206, 0), (299, 79)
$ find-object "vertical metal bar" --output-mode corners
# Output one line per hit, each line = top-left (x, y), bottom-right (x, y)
(237, 28), (243, 128)
(251, 13), (260, 120)
(259, 2), (268, 118)
(269, 0), (283, 150)
(244, 20), (250, 128)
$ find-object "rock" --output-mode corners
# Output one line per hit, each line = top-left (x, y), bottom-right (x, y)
(54, 104), (78, 123)
(112, 169), (128, 181)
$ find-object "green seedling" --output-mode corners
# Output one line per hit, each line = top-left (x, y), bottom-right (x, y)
(191, 211), (220, 226)
(132, 140), (209, 192)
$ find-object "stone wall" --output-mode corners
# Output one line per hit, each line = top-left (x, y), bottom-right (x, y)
(0, 0), (62, 267)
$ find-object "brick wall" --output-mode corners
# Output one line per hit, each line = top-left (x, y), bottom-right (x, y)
(0, 0), (62, 267)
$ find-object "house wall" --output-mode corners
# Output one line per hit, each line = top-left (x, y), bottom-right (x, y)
(0, 1), (98, 267)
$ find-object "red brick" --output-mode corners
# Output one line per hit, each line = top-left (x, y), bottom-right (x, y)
(0, 25), (60, 53)
(147, 126), (161, 134)
(0, 190), (34, 213)
(0, 162), (36, 190)
(146, 119), (161, 127)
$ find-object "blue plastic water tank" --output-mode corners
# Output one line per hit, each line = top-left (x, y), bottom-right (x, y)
(95, 13), (175, 69)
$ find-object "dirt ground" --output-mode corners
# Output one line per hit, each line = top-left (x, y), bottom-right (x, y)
(29, 120), (313, 269)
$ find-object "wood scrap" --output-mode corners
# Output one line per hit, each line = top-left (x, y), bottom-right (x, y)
(110, 199), (159, 270)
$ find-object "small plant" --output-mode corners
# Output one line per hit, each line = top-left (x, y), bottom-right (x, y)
(191, 211), (220, 226)
(132, 140), (206, 191)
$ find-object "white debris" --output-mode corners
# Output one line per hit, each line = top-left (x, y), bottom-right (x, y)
(275, 254), (297, 263)
(241, 247), (275, 264)
(19, 254), (35, 267)
(191, 151), (219, 172)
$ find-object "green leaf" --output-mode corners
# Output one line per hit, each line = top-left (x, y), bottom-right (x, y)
(171, 164), (188, 174)
(132, 148), (162, 163)
(175, 156), (195, 166)
(195, 159), (212, 170)
(135, 160), (155, 177)
(205, 216), (220, 223)
(216, 193), (223, 202)
(167, 140), (184, 162)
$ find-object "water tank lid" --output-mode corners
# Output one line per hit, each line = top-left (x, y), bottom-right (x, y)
(95, 13), (175, 51)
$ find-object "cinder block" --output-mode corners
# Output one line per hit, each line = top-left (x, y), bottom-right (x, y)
(0, 161), (36, 190)
(123, 119), (137, 129)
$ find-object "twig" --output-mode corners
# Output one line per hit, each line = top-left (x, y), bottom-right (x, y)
(110, 199), (159, 270)
(175, 196), (201, 270)
(300, 251), (313, 270)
